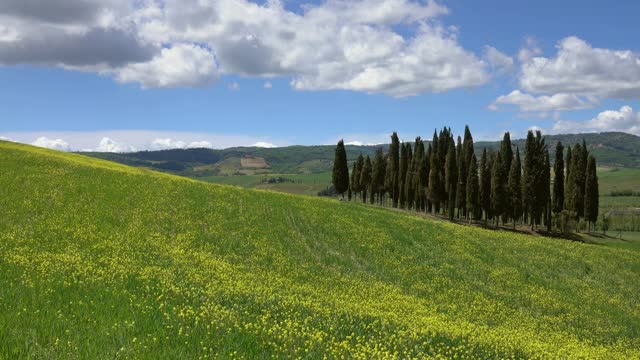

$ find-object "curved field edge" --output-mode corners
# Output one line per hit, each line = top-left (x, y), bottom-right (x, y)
(0, 141), (638, 358)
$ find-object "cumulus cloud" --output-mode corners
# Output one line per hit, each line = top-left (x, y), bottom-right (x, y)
(0, 0), (503, 96)
(251, 142), (277, 148)
(228, 82), (240, 91)
(519, 36), (640, 99)
(115, 44), (218, 88)
(95, 137), (136, 152)
(31, 137), (71, 151)
(551, 106), (640, 135)
(490, 90), (598, 113)
(150, 138), (214, 149)
(484, 46), (514, 73)
(264, 82), (273, 89)
(0, 130), (285, 151)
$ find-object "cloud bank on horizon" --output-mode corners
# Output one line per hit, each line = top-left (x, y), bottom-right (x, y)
(1, 0), (640, 151)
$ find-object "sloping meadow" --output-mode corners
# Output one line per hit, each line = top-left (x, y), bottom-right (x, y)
(0, 141), (638, 358)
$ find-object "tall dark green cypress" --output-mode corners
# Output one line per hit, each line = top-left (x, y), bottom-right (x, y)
(389, 132), (400, 208)
(455, 136), (465, 218)
(424, 144), (432, 212)
(360, 156), (372, 204)
(428, 131), (442, 214)
(404, 143), (414, 209)
(552, 142), (564, 215)
(523, 130), (546, 229)
(480, 148), (491, 226)
(570, 143), (585, 219)
(500, 132), (514, 179)
(445, 139), (458, 220)
(466, 154), (480, 223)
(564, 146), (573, 210)
(399, 143), (408, 208)
(332, 140), (350, 198)
(371, 147), (386, 205)
(460, 125), (474, 218)
(349, 161), (357, 201)
(543, 148), (552, 232)
(353, 154), (364, 198)
(508, 147), (522, 227)
(491, 152), (506, 227)
(584, 155), (599, 231)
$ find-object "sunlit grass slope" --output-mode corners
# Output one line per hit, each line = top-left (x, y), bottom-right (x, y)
(1, 140), (639, 359)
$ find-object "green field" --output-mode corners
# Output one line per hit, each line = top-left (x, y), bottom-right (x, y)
(201, 172), (332, 196)
(1, 141), (639, 358)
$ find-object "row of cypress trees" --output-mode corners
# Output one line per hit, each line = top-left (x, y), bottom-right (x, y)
(332, 127), (599, 232)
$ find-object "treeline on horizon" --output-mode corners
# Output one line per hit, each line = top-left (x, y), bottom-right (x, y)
(332, 127), (600, 233)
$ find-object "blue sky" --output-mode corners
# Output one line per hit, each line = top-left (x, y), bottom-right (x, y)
(1, 0), (639, 151)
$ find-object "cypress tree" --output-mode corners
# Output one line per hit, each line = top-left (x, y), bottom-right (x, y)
(460, 126), (474, 218)
(584, 155), (599, 232)
(399, 143), (408, 208)
(424, 144), (432, 212)
(360, 156), (372, 203)
(445, 139), (458, 220)
(455, 135), (466, 218)
(428, 142), (441, 215)
(564, 146), (573, 210)
(332, 140), (350, 198)
(523, 130), (547, 230)
(570, 143), (585, 219)
(349, 161), (357, 201)
(466, 154), (480, 223)
(552, 142), (565, 215)
(353, 154), (364, 198)
(500, 132), (514, 179)
(411, 138), (425, 211)
(479, 149), (491, 226)
(508, 147), (522, 228)
(371, 147), (386, 205)
(388, 132), (401, 208)
(405, 143), (414, 209)
(491, 152), (505, 227)
(543, 148), (552, 232)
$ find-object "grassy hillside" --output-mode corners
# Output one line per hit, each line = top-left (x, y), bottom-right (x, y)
(1, 140), (639, 358)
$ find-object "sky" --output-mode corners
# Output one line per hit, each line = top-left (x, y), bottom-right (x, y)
(1, 0), (639, 151)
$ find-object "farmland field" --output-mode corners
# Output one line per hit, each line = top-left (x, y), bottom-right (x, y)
(1, 141), (640, 358)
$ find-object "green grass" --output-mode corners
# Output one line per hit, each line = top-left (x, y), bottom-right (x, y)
(597, 167), (640, 194)
(1, 141), (639, 358)
(201, 172), (332, 196)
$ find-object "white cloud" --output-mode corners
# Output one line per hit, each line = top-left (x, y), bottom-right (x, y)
(484, 46), (514, 73)
(519, 36), (640, 99)
(96, 137), (136, 152)
(0, 130), (286, 151)
(31, 137), (71, 151)
(551, 106), (640, 135)
(251, 142), (277, 148)
(0, 0), (502, 95)
(491, 90), (598, 113)
(228, 82), (240, 91)
(115, 44), (218, 88)
(517, 36), (541, 63)
(186, 141), (212, 148)
(263, 82), (273, 89)
(150, 138), (214, 149)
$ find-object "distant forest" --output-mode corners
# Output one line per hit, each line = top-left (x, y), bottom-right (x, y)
(332, 127), (600, 234)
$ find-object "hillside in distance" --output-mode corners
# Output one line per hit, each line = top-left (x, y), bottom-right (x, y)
(1, 140), (639, 358)
(81, 132), (640, 177)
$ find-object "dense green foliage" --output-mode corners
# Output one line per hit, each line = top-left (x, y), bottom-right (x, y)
(2, 141), (640, 358)
(332, 140), (350, 196)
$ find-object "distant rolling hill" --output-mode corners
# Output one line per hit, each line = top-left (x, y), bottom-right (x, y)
(1, 140), (639, 358)
(81, 132), (640, 178)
